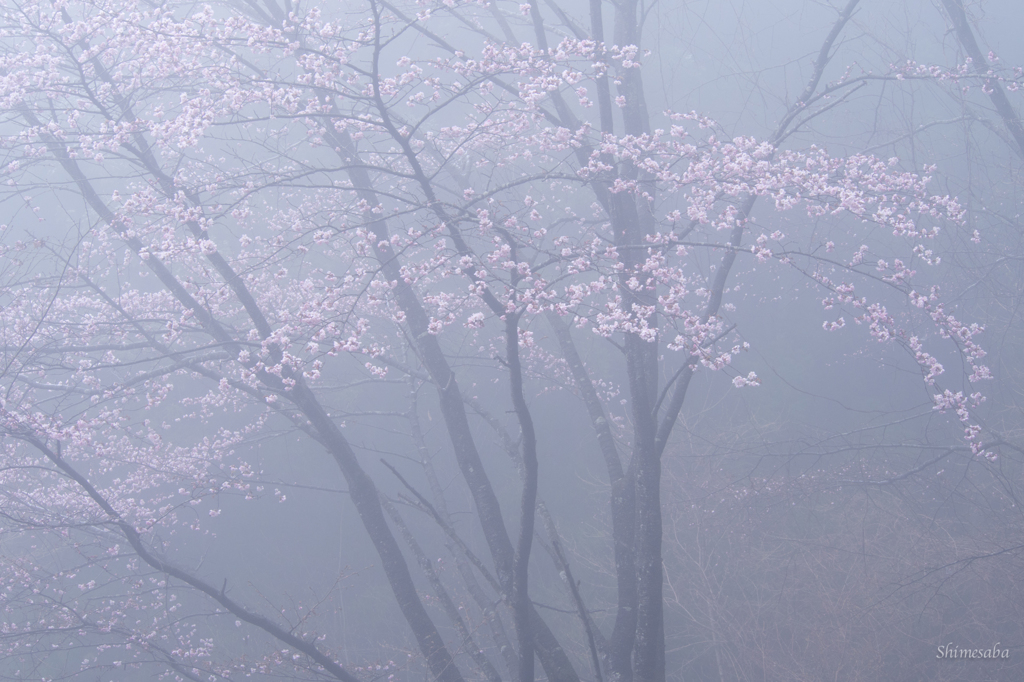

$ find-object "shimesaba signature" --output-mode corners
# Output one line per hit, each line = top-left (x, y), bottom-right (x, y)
(937, 643), (1010, 659)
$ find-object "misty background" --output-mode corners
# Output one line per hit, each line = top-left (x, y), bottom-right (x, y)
(0, 1), (1022, 681)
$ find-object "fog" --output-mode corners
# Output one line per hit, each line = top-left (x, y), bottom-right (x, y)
(0, 0), (1022, 681)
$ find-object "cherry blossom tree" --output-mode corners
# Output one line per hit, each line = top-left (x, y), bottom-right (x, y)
(0, 0), (1003, 681)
